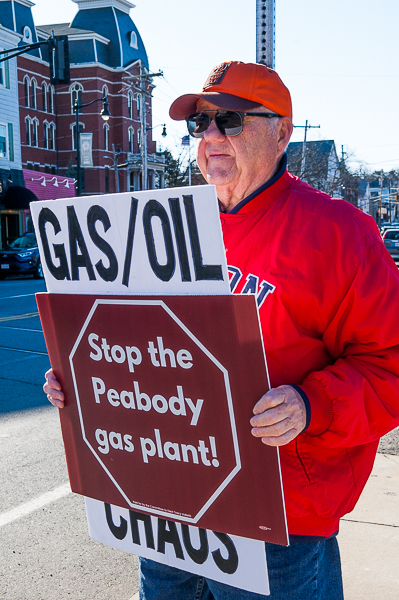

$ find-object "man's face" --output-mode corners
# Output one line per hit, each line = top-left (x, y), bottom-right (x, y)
(194, 99), (291, 207)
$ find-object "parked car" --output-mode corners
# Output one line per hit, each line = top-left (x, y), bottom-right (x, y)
(380, 223), (399, 237)
(0, 233), (43, 279)
(382, 228), (399, 262)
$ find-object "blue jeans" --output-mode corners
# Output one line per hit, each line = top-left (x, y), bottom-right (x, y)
(139, 537), (344, 600)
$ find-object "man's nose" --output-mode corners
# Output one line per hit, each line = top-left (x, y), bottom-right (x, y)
(203, 117), (226, 141)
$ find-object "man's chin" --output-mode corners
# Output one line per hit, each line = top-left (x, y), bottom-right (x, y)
(206, 170), (235, 187)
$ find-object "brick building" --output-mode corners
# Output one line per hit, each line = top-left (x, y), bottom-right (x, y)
(9, 0), (164, 198)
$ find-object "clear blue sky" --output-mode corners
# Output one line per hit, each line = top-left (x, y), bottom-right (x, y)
(31, 0), (399, 173)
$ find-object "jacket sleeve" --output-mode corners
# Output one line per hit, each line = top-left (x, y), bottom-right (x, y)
(300, 240), (399, 447)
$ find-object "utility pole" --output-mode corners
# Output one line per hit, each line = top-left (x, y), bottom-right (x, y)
(293, 121), (320, 179)
(123, 63), (163, 191)
(256, 0), (275, 68)
(379, 171), (384, 228)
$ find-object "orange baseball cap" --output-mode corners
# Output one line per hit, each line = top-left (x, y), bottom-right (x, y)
(169, 61), (292, 120)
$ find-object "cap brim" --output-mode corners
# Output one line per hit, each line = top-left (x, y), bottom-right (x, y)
(169, 92), (261, 120)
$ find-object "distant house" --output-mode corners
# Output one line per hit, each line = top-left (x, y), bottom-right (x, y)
(286, 140), (341, 197)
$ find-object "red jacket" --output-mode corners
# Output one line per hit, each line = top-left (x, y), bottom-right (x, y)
(220, 169), (399, 537)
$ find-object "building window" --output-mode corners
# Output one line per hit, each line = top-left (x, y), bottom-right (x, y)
(70, 82), (83, 112)
(130, 31), (138, 49)
(34, 163), (40, 172)
(127, 91), (133, 119)
(24, 77), (30, 107)
(42, 82), (47, 111)
(102, 84), (108, 98)
(45, 165), (51, 174)
(71, 122), (84, 151)
(137, 94), (141, 114)
(27, 162), (33, 170)
(49, 86), (54, 113)
(43, 122), (48, 149)
(0, 124), (7, 158)
(51, 166), (56, 175)
(0, 55), (4, 87)
(105, 166), (109, 193)
(25, 117), (31, 145)
(137, 128), (141, 149)
(128, 127), (134, 153)
(49, 123), (55, 150)
(32, 119), (38, 147)
(31, 79), (37, 109)
(103, 122), (109, 151)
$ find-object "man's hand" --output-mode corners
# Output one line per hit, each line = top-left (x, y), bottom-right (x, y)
(43, 368), (65, 409)
(250, 385), (307, 446)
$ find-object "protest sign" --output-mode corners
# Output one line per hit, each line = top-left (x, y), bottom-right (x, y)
(30, 186), (229, 295)
(33, 186), (288, 594)
(85, 497), (270, 595)
(36, 292), (288, 545)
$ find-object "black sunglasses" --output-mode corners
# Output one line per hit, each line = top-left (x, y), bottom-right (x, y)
(186, 110), (282, 138)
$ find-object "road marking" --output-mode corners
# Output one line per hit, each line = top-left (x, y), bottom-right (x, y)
(0, 325), (42, 332)
(0, 345), (48, 356)
(0, 312), (39, 322)
(0, 483), (71, 528)
(0, 293), (38, 300)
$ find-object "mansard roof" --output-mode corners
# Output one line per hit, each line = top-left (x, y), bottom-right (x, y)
(0, 0), (41, 58)
(36, 0), (147, 69)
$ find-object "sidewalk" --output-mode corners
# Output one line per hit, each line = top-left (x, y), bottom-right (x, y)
(339, 453), (399, 599)
(128, 454), (399, 600)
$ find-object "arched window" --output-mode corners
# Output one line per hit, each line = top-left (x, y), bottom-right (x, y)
(102, 84), (108, 98)
(70, 82), (83, 113)
(127, 91), (133, 119)
(103, 122), (109, 151)
(128, 127), (134, 153)
(42, 82), (47, 112)
(49, 86), (54, 113)
(137, 128), (141, 149)
(32, 118), (39, 146)
(24, 77), (30, 107)
(25, 117), (31, 145)
(49, 123), (55, 150)
(130, 31), (138, 48)
(136, 94), (141, 114)
(31, 79), (37, 110)
(43, 122), (48, 149)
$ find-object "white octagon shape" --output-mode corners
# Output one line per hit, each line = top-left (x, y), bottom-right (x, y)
(69, 299), (241, 523)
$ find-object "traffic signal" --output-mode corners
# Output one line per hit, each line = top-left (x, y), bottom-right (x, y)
(49, 36), (70, 85)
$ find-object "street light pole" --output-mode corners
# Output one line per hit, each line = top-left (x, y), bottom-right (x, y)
(73, 96), (110, 196)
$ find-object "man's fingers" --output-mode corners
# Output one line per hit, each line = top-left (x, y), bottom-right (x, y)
(45, 368), (61, 390)
(44, 369), (65, 408)
(252, 388), (286, 415)
(250, 385), (307, 447)
(258, 429), (299, 447)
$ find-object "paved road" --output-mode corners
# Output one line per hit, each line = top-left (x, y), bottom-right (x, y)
(0, 278), (139, 600)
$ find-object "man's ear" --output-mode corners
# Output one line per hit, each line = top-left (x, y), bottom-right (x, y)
(277, 117), (293, 152)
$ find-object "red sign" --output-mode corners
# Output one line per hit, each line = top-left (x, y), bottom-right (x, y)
(37, 293), (288, 545)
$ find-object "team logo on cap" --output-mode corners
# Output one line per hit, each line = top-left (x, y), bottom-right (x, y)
(203, 62), (231, 89)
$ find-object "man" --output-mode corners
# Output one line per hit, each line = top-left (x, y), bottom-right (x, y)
(45, 61), (399, 599)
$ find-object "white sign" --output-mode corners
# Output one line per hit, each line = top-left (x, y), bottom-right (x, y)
(80, 133), (93, 167)
(85, 497), (270, 596)
(30, 186), (230, 296)
(33, 185), (271, 592)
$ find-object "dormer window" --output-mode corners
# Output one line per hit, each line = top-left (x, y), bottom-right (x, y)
(23, 26), (33, 44)
(130, 31), (138, 49)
